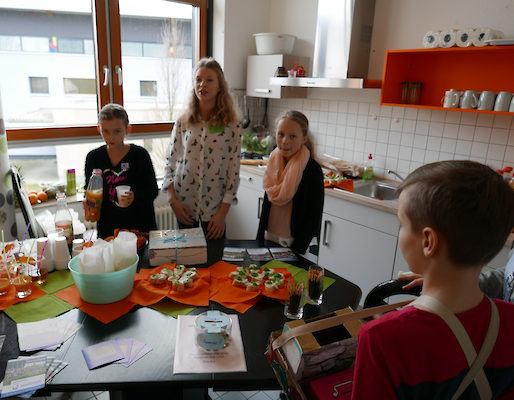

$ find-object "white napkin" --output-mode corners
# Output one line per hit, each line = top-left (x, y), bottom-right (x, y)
(112, 232), (137, 271)
(78, 239), (114, 274)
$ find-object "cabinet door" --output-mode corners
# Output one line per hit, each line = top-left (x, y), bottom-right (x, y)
(247, 55), (283, 98)
(225, 173), (264, 240)
(318, 213), (397, 304)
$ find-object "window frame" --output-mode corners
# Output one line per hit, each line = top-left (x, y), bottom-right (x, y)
(6, 0), (208, 142)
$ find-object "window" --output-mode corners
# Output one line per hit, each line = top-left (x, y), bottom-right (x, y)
(140, 81), (157, 97)
(29, 77), (49, 94)
(63, 78), (96, 95)
(2, 0), (207, 186)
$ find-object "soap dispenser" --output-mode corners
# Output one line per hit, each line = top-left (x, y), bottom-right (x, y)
(363, 154), (374, 181)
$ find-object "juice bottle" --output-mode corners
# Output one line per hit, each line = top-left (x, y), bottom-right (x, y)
(55, 193), (74, 244)
(85, 169), (103, 222)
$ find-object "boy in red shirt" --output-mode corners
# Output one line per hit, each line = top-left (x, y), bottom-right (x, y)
(352, 160), (514, 399)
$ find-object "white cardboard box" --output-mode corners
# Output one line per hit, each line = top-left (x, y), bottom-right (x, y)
(148, 228), (207, 266)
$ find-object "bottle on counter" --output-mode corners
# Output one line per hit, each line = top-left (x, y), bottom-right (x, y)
(55, 193), (74, 245)
(85, 169), (103, 222)
(362, 153), (374, 181)
(66, 168), (77, 196)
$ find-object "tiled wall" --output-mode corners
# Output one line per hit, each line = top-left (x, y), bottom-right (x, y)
(264, 95), (514, 179)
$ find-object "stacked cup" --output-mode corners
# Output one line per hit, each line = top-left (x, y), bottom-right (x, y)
(54, 236), (71, 270)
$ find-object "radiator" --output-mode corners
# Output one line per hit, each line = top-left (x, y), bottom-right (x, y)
(154, 206), (178, 230)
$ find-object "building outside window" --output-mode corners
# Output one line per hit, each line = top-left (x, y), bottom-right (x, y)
(0, 0), (207, 189)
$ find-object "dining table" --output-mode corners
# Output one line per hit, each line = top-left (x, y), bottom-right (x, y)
(0, 238), (362, 399)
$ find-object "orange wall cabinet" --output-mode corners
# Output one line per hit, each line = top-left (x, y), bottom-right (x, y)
(380, 46), (514, 114)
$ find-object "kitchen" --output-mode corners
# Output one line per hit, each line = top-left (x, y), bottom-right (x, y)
(218, 0), (514, 301)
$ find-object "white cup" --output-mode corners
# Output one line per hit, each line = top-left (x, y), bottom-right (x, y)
(494, 91), (513, 112)
(442, 90), (461, 108)
(509, 96), (514, 113)
(477, 91), (497, 111)
(460, 90), (479, 109)
(54, 236), (70, 270)
(116, 185), (131, 207)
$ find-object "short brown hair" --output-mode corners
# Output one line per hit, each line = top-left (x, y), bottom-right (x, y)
(276, 110), (315, 156)
(98, 103), (129, 127)
(398, 160), (514, 267)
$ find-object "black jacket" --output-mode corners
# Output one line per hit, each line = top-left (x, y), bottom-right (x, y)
(257, 158), (324, 254)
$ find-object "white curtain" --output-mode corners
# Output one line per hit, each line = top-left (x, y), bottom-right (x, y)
(0, 89), (17, 240)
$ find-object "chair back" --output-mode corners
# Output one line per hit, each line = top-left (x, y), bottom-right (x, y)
(364, 279), (421, 308)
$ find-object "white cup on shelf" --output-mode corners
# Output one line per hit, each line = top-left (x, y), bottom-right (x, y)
(477, 91), (497, 111)
(460, 90), (479, 109)
(494, 91), (513, 112)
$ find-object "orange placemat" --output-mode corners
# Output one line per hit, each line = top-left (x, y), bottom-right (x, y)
(134, 264), (210, 306)
(209, 263), (291, 312)
(54, 285), (136, 324)
(0, 284), (47, 311)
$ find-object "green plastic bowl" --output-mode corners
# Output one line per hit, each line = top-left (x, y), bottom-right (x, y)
(68, 255), (138, 304)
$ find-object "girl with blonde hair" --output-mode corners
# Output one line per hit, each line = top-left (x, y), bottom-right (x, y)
(257, 110), (324, 254)
(163, 58), (241, 240)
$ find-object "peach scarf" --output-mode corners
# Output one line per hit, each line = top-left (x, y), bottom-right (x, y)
(263, 145), (310, 206)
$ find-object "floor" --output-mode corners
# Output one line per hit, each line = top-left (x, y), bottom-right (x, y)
(31, 389), (283, 400)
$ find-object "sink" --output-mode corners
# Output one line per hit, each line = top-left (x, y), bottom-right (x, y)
(352, 181), (399, 201)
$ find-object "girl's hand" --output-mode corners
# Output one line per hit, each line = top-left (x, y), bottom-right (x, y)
(170, 200), (194, 225)
(397, 271), (424, 290)
(118, 191), (134, 208)
(206, 211), (226, 239)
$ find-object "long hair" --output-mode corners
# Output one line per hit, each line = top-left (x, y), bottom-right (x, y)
(182, 58), (238, 126)
(276, 110), (315, 157)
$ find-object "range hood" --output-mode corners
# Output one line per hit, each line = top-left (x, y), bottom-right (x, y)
(270, 0), (376, 89)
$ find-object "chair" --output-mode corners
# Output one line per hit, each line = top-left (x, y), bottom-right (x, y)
(363, 278), (422, 309)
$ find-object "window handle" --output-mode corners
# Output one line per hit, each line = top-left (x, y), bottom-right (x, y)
(103, 65), (110, 86)
(115, 65), (123, 86)
(258, 197), (263, 219)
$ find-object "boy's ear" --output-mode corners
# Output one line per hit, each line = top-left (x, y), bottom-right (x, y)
(127, 125), (132, 134)
(97, 126), (101, 134)
(422, 227), (438, 257)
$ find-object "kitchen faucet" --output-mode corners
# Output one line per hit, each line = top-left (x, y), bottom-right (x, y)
(387, 170), (405, 182)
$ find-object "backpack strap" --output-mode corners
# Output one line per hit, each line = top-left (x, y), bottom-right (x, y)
(411, 295), (499, 400)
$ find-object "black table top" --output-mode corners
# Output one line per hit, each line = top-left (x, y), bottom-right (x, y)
(0, 239), (362, 393)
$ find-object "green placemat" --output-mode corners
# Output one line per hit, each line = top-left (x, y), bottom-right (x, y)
(4, 295), (75, 323)
(150, 298), (196, 318)
(39, 270), (75, 295)
(262, 260), (335, 291)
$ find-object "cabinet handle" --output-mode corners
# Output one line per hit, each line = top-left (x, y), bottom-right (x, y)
(255, 88), (271, 93)
(257, 197), (263, 219)
(322, 220), (331, 246)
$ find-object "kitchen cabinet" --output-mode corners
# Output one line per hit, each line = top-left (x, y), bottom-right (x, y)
(226, 170), (264, 240)
(318, 195), (399, 304)
(246, 54), (309, 98)
(380, 46), (514, 115)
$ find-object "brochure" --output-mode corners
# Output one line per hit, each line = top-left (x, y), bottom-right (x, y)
(82, 340), (124, 370)
(222, 247), (247, 262)
(173, 314), (247, 374)
(246, 247), (273, 262)
(269, 247), (298, 261)
(0, 355), (46, 398)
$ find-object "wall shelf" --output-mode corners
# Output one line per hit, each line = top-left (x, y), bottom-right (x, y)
(380, 45), (514, 114)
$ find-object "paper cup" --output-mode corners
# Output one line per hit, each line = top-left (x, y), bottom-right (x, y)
(116, 185), (131, 208)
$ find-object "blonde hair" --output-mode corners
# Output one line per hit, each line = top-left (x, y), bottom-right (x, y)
(182, 58), (238, 126)
(276, 110), (315, 156)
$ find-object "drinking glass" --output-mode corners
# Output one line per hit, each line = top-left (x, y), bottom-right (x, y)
(285, 279), (305, 319)
(0, 266), (12, 296)
(12, 263), (32, 298)
(27, 256), (48, 285)
(306, 264), (324, 305)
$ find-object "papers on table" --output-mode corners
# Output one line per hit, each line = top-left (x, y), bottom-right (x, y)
(222, 247), (246, 261)
(173, 314), (247, 374)
(222, 246), (298, 262)
(82, 338), (152, 370)
(17, 319), (82, 352)
(0, 355), (67, 398)
(269, 247), (298, 261)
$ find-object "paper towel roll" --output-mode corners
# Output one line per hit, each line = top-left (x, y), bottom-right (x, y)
(472, 28), (503, 46)
(423, 30), (441, 48)
(440, 29), (457, 48)
(456, 28), (476, 47)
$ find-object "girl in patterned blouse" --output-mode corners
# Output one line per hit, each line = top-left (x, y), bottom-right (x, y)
(163, 58), (241, 240)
